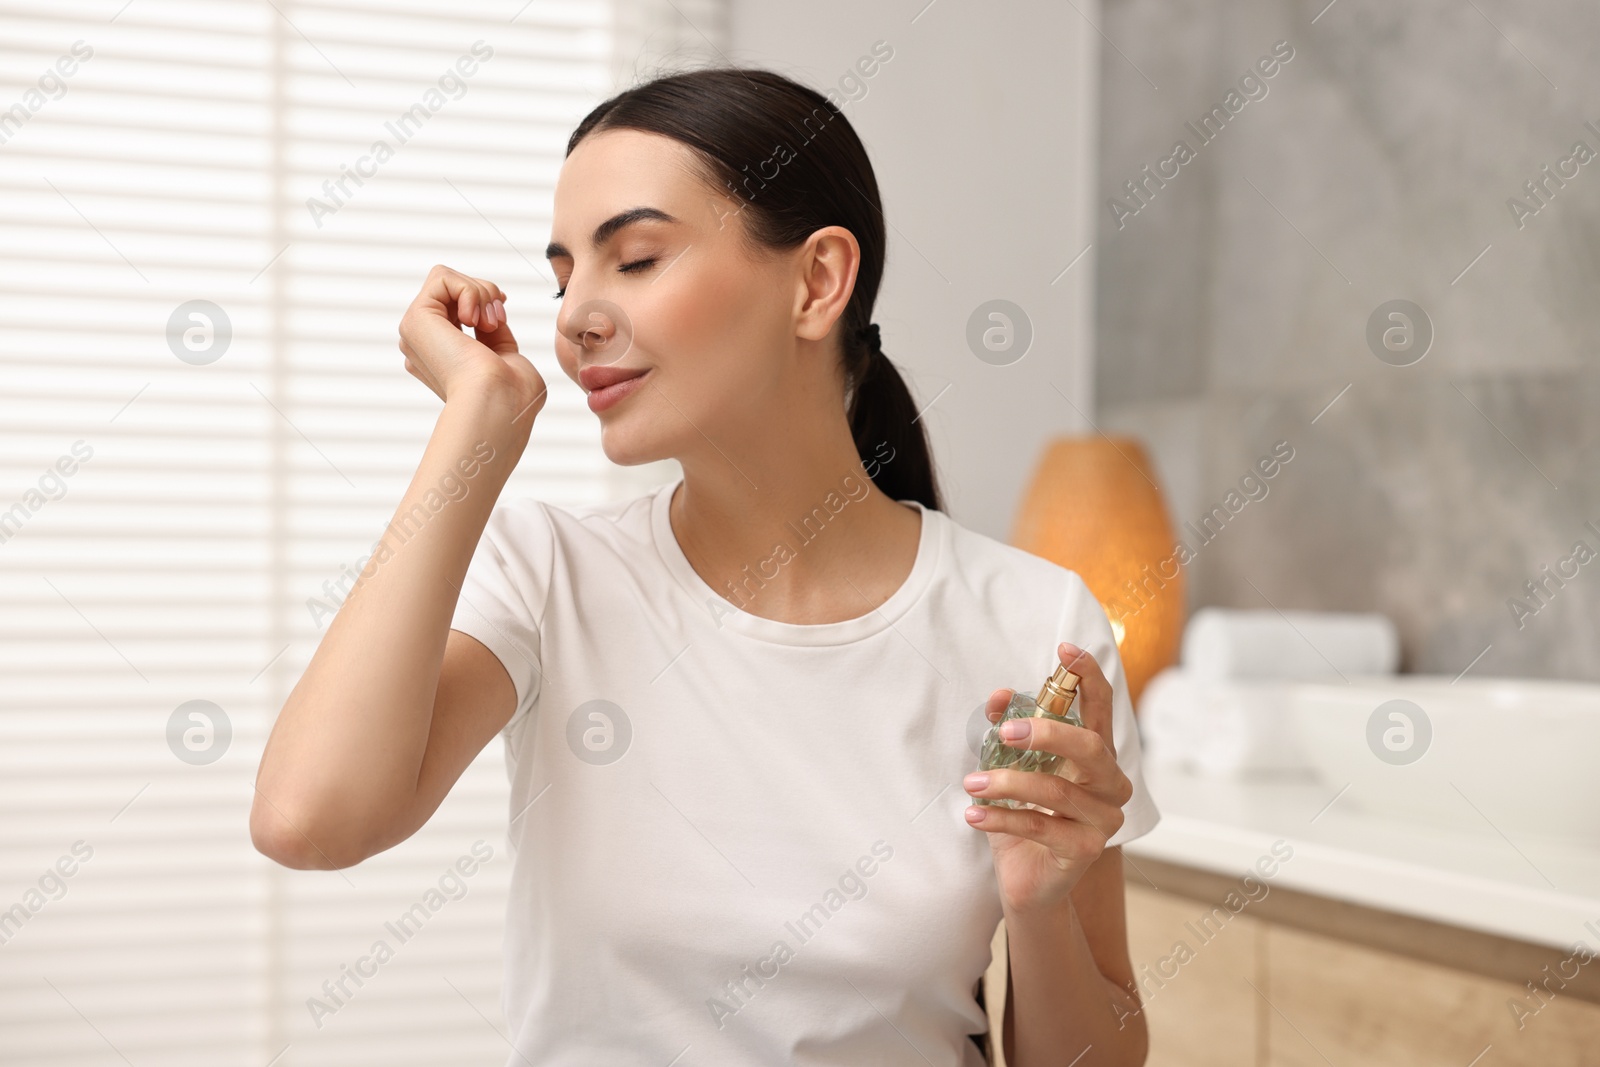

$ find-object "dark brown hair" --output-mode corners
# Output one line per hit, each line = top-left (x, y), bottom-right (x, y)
(566, 66), (944, 512)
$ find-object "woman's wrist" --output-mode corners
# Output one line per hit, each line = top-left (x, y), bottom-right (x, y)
(442, 372), (539, 454)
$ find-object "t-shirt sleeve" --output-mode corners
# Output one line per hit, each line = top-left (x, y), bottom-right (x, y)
(449, 497), (552, 728)
(1057, 571), (1161, 848)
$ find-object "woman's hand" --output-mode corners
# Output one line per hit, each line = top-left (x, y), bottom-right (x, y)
(397, 264), (547, 419)
(962, 642), (1133, 916)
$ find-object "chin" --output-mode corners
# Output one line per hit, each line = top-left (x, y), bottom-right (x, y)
(596, 414), (674, 467)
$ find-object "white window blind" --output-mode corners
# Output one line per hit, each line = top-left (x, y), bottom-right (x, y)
(0, 2), (720, 1064)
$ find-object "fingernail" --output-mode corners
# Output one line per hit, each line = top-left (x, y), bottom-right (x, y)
(965, 807), (986, 823)
(1000, 720), (1028, 740)
(964, 773), (989, 791)
(493, 299), (504, 321)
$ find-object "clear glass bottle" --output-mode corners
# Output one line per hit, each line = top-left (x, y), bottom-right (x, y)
(974, 663), (1083, 809)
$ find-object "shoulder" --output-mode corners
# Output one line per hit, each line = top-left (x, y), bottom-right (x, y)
(482, 484), (660, 558)
(936, 507), (1099, 618)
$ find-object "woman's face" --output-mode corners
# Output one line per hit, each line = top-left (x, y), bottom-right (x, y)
(547, 128), (812, 467)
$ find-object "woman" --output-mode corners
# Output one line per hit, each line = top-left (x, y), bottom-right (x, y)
(252, 67), (1159, 1066)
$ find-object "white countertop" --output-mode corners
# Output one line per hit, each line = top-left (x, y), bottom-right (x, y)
(1125, 763), (1600, 951)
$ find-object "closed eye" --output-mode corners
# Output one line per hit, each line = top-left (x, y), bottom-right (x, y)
(552, 257), (659, 300)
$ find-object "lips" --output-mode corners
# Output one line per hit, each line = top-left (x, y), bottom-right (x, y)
(578, 365), (649, 392)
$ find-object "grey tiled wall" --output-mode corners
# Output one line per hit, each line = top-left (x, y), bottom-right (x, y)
(1094, 0), (1600, 679)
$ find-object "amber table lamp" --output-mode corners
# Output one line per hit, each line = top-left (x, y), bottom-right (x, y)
(1010, 436), (1184, 710)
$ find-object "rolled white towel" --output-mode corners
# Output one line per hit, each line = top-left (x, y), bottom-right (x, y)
(1191, 680), (1309, 776)
(1139, 667), (1313, 777)
(1181, 607), (1399, 682)
(1137, 667), (1203, 770)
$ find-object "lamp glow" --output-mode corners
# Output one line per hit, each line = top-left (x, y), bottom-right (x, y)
(1010, 436), (1185, 710)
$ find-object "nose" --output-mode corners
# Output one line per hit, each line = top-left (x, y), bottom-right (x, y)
(561, 298), (634, 366)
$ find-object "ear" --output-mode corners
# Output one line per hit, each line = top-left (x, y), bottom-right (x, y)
(793, 225), (862, 345)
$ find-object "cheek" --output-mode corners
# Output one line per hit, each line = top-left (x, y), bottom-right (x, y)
(638, 260), (770, 393)
(645, 283), (718, 359)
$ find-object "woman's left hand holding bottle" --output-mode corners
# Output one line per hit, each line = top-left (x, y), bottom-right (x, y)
(962, 643), (1133, 916)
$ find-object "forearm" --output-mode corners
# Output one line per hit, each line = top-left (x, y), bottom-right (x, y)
(1004, 900), (1147, 1067)
(253, 387), (528, 865)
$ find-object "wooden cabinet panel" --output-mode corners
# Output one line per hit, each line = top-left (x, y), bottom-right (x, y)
(1125, 883), (1264, 1067)
(1124, 880), (1600, 1066)
(1264, 924), (1600, 1067)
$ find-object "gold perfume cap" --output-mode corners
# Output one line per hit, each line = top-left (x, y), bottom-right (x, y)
(1035, 663), (1081, 718)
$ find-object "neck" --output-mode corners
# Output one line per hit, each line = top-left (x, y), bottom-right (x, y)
(667, 417), (920, 624)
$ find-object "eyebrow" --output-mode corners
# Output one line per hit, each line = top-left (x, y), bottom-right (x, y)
(545, 206), (679, 261)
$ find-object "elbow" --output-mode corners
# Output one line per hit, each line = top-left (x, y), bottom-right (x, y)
(249, 796), (367, 870)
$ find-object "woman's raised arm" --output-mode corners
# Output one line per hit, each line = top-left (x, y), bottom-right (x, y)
(249, 266), (545, 869)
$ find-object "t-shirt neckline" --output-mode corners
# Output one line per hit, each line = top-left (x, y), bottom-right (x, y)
(649, 475), (943, 647)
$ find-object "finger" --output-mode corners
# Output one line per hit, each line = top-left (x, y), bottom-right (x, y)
(476, 304), (520, 357)
(996, 715), (1118, 788)
(985, 686), (1013, 723)
(416, 265), (497, 330)
(965, 765), (1126, 835)
(964, 795), (1122, 856)
(457, 284), (492, 330)
(1056, 642), (1115, 752)
(413, 265), (462, 324)
(468, 283), (505, 328)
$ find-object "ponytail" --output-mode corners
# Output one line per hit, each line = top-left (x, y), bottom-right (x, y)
(844, 335), (944, 512)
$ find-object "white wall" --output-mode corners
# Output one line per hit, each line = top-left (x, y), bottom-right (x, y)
(726, 0), (1101, 539)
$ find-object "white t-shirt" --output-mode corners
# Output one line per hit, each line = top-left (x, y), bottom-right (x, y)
(449, 476), (1160, 1067)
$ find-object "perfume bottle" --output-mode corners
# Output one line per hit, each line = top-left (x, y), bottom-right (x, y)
(974, 662), (1083, 809)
